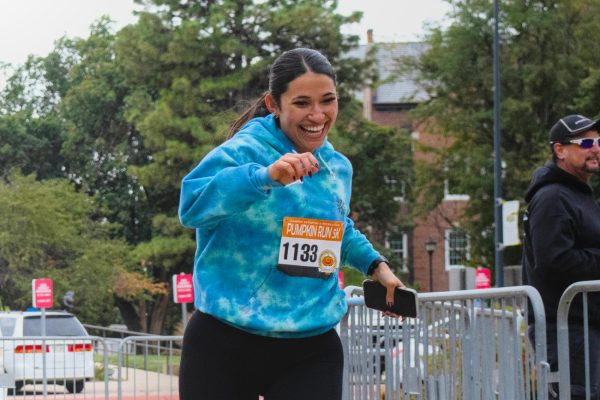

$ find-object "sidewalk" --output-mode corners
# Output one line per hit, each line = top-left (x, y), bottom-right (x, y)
(15, 366), (179, 399)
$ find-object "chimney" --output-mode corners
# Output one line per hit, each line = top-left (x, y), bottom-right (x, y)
(367, 29), (373, 44)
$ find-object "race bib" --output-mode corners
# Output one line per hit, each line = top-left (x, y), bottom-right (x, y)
(277, 217), (343, 279)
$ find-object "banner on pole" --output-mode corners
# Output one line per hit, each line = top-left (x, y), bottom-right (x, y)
(32, 278), (53, 309)
(475, 267), (491, 289)
(502, 200), (521, 247)
(172, 274), (194, 303)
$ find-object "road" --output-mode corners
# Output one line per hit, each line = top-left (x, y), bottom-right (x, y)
(10, 366), (179, 400)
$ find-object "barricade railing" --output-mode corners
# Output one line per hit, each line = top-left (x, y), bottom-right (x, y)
(116, 335), (182, 400)
(0, 286), (553, 400)
(0, 335), (109, 399)
(556, 280), (600, 400)
(0, 333), (183, 400)
(340, 285), (550, 400)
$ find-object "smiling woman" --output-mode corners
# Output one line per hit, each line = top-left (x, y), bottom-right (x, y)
(177, 47), (405, 400)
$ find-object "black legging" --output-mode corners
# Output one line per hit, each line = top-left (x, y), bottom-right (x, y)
(179, 311), (344, 400)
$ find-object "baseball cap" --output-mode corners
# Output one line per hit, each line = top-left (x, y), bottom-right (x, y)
(549, 114), (600, 142)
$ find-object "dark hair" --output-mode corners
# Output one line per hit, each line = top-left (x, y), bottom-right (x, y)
(227, 48), (337, 138)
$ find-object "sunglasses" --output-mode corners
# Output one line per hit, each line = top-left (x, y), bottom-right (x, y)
(558, 138), (600, 149)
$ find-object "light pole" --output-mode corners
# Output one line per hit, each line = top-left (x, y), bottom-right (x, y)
(493, 0), (504, 286)
(425, 238), (437, 292)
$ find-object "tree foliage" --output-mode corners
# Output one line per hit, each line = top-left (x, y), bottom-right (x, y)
(410, 0), (600, 271)
(333, 101), (414, 239)
(0, 0), (414, 331)
(0, 172), (154, 324)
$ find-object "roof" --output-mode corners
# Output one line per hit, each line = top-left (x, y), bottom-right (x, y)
(0, 310), (74, 317)
(346, 42), (430, 105)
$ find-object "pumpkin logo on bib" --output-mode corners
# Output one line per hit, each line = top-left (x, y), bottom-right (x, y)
(318, 249), (337, 274)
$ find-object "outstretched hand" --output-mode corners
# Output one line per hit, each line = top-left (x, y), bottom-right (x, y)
(268, 152), (320, 185)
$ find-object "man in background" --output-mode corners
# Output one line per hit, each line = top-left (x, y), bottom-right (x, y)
(523, 114), (600, 399)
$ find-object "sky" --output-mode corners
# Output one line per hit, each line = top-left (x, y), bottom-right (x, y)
(0, 0), (451, 87)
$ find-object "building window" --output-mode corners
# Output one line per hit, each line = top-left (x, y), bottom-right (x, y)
(445, 229), (469, 269)
(385, 232), (408, 272)
(443, 159), (470, 201)
(384, 176), (406, 202)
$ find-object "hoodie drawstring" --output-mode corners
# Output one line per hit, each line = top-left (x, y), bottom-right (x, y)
(318, 153), (336, 181)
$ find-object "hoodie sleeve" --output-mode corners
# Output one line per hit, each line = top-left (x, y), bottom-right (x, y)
(529, 188), (600, 283)
(179, 144), (274, 230)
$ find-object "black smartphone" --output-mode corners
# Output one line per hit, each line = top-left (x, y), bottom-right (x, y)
(362, 279), (418, 318)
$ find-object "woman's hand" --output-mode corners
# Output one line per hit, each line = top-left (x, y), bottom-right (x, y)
(268, 152), (320, 185)
(371, 262), (406, 317)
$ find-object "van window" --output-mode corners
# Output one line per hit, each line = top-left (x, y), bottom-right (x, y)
(23, 315), (87, 336)
(0, 317), (16, 336)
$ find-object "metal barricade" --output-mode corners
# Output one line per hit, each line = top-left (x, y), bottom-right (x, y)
(0, 287), (554, 400)
(116, 336), (182, 400)
(0, 334), (182, 400)
(556, 280), (600, 400)
(340, 286), (550, 400)
(0, 335), (108, 399)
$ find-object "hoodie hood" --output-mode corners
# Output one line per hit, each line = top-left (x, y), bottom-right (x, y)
(524, 161), (592, 202)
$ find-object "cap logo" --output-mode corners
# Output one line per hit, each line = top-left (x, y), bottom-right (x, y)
(560, 115), (595, 132)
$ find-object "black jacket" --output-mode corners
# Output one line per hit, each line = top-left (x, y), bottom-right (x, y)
(522, 161), (600, 326)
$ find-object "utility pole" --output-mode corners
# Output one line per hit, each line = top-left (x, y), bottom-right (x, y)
(493, 0), (504, 287)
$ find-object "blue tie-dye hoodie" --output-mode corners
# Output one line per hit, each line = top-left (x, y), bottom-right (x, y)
(179, 114), (382, 338)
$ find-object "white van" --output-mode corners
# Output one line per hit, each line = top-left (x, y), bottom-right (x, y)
(0, 311), (94, 393)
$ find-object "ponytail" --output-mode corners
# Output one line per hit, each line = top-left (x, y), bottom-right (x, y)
(226, 92), (271, 139)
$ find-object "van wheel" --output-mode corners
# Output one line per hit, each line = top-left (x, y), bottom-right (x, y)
(65, 380), (84, 394)
(8, 381), (23, 395)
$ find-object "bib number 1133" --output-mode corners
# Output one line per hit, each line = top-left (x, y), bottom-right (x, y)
(281, 242), (318, 263)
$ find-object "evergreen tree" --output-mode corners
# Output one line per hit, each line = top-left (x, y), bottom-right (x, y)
(0, 0), (414, 331)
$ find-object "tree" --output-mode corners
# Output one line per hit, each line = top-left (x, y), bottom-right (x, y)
(0, 0), (414, 332)
(112, 0), (386, 331)
(0, 172), (157, 324)
(0, 113), (66, 180)
(0, 20), (164, 330)
(408, 0), (600, 272)
(334, 102), (415, 284)
(116, 0), (370, 212)
(333, 100), (414, 244)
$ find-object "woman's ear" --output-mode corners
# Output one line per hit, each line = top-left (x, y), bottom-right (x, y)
(265, 94), (278, 115)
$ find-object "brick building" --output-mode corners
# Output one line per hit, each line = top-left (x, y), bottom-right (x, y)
(350, 32), (472, 292)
